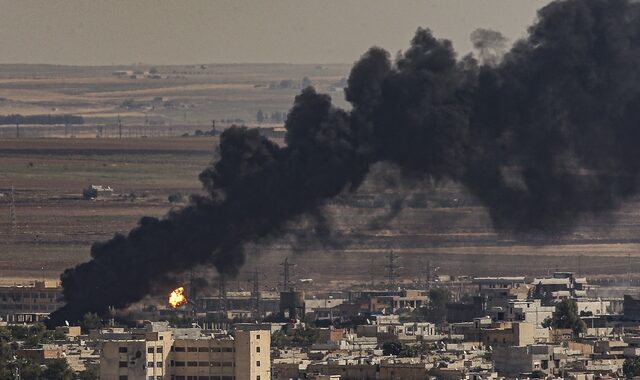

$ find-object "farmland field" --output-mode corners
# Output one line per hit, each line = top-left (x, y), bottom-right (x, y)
(3, 137), (640, 291)
(1, 64), (640, 294)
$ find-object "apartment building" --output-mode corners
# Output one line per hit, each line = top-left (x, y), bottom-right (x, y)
(100, 323), (270, 380)
(0, 280), (64, 322)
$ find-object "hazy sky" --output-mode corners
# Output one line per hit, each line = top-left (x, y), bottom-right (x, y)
(0, 0), (552, 66)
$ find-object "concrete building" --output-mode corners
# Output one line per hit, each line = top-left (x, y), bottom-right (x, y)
(100, 323), (270, 380)
(280, 290), (305, 320)
(531, 272), (588, 305)
(82, 184), (114, 199)
(473, 277), (530, 316)
(481, 322), (535, 347)
(624, 295), (640, 320)
(0, 280), (63, 322)
(492, 344), (570, 377)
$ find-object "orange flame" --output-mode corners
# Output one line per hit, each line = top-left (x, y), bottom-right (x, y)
(168, 287), (188, 308)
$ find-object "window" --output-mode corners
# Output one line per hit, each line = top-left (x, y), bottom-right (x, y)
(256, 361), (260, 367)
(170, 360), (174, 367)
(187, 361), (197, 367)
(119, 361), (128, 368)
(256, 334), (260, 339)
(157, 377), (163, 380)
(148, 377), (155, 380)
(222, 347), (233, 352)
(147, 362), (154, 368)
(119, 376), (128, 380)
(211, 347), (221, 352)
(187, 347), (198, 352)
(257, 377), (261, 380)
(148, 347), (154, 353)
(157, 362), (162, 368)
(175, 346), (185, 352)
(157, 346), (163, 353)
(198, 347), (208, 352)
(210, 362), (221, 367)
(175, 361), (185, 367)
(198, 362), (208, 367)
(256, 347), (260, 353)
(119, 347), (128, 353)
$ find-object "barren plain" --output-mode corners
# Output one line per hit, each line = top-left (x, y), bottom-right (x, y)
(1, 64), (640, 293)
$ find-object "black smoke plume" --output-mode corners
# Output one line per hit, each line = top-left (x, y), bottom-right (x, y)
(49, 0), (640, 325)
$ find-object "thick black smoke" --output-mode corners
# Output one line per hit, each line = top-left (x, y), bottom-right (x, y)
(49, 0), (640, 324)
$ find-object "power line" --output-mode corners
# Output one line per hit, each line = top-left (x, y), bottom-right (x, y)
(280, 257), (295, 290)
(251, 267), (261, 320)
(385, 251), (399, 287)
(9, 186), (16, 236)
(218, 274), (228, 315)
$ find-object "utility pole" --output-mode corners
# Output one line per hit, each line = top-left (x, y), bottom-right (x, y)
(9, 186), (16, 236)
(385, 251), (399, 287)
(252, 267), (261, 320)
(628, 253), (632, 290)
(218, 274), (228, 316)
(118, 115), (122, 139)
(188, 270), (198, 303)
(280, 258), (295, 290)
(15, 122), (19, 138)
(369, 256), (375, 288)
(577, 254), (582, 276)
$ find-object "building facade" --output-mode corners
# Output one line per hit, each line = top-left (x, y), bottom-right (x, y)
(0, 280), (63, 322)
(100, 324), (270, 380)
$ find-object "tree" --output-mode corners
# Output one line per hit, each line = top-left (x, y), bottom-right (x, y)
(551, 299), (587, 336)
(382, 341), (403, 356)
(256, 109), (264, 123)
(425, 287), (450, 324)
(81, 312), (102, 331)
(624, 357), (640, 378)
(78, 366), (99, 380)
(292, 327), (320, 347)
(42, 358), (74, 380)
(270, 331), (292, 349)
(382, 341), (432, 357)
(20, 361), (43, 379)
